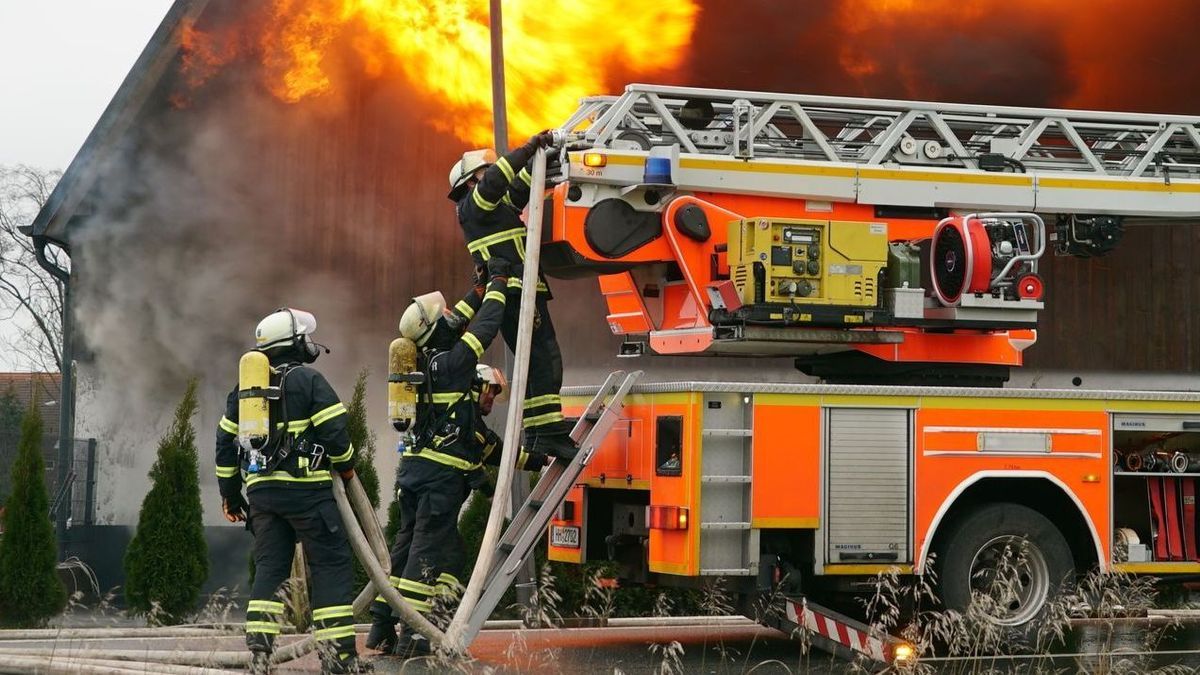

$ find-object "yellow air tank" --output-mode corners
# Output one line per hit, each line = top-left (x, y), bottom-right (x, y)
(388, 337), (421, 432)
(238, 350), (272, 453)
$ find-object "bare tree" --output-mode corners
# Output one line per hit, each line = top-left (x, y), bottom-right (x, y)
(0, 165), (66, 372)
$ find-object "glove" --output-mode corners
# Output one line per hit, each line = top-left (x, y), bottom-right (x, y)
(487, 257), (512, 281)
(472, 264), (487, 290)
(522, 452), (551, 471)
(222, 493), (248, 523)
(467, 470), (494, 498)
(527, 130), (558, 150)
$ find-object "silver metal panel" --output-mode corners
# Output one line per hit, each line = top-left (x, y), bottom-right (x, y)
(698, 392), (757, 575)
(826, 408), (911, 563)
(1112, 414), (1200, 433)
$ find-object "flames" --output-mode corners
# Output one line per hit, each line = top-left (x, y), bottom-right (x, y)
(190, 0), (699, 145)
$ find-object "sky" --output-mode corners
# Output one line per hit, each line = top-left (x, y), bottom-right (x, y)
(0, 1), (174, 169)
(0, 2), (171, 370)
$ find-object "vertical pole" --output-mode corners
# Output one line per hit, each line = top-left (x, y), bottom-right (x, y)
(84, 438), (96, 526)
(444, 149), (548, 654)
(55, 280), (75, 558)
(487, 0), (535, 608)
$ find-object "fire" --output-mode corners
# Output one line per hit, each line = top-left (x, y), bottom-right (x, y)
(248, 0), (699, 145)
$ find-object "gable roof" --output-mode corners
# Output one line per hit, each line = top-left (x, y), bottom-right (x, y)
(0, 372), (62, 433)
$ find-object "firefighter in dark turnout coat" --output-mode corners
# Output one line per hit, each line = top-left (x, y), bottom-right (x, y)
(215, 308), (366, 675)
(447, 130), (578, 460)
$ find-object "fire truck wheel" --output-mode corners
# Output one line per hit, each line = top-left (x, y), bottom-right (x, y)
(935, 502), (1074, 630)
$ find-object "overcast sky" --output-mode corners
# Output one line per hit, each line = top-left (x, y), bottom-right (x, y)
(0, 2), (174, 169)
(0, 2), (171, 371)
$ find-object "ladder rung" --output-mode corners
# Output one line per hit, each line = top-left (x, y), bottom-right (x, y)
(703, 429), (753, 438)
(702, 475), (752, 484)
(701, 568), (754, 576)
(527, 499), (544, 510)
(499, 543), (515, 554)
(700, 521), (752, 530)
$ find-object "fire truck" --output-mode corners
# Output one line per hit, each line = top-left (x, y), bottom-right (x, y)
(520, 84), (1200, 661)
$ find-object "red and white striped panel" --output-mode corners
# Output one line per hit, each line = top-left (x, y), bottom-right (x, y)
(784, 598), (891, 663)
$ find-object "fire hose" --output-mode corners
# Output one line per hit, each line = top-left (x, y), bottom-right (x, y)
(0, 474), (440, 671)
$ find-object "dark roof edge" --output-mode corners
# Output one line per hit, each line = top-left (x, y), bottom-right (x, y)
(29, 0), (211, 246)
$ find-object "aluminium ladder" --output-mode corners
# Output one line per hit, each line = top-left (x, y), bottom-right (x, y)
(455, 369), (643, 646)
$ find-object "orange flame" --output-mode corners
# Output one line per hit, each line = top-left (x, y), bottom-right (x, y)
(251, 0), (699, 145)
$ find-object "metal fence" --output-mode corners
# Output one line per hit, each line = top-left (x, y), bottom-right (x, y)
(0, 432), (97, 527)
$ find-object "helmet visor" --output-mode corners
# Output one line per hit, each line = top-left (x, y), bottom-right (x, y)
(291, 309), (317, 336)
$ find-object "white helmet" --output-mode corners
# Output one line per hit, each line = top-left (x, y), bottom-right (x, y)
(447, 148), (497, 200)
(475, 363), (508, 400)
(399, 291), (447, 346)
(256, 308), (317, 350)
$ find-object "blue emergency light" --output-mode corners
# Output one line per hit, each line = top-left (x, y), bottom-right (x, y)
(644, 156), (673, 185)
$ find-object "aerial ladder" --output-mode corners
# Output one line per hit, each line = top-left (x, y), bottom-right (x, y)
(537, 83), (1200, 384)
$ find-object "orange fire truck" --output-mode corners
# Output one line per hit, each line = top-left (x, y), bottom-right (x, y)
(522, 84), (1200, 657)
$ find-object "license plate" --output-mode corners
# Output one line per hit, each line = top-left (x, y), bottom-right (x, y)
(551, 525), (580, 548)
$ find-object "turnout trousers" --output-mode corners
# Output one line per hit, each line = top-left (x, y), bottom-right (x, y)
(245, 486), (357, 663)
(371, 458), (469, 627)
(500, 288), (565, 433)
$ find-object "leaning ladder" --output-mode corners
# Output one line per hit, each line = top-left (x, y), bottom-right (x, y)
(455, 369), (642, 646)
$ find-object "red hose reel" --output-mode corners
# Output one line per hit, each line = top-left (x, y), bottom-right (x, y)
(930, 216), (992, 306)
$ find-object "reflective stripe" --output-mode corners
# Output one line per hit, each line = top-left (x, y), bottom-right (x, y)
(389, 575), (403, 587)
(431, 392), (465, 404)
(472, 188), (499, 212)
(437, 572), (462, 587)
(311, 402), (346, 427)
(219, 417), (238, 434)
(467, 227), (526, 253)
(312, 605), (355, 622)
(506, 278), (549, 292)
(483, 291), (506, 304)
(462, 333), (484, 358)
(314, 625), (357, 641)
(245, 621), (281, 635)
(286, 419), (311, 433)
(329, 443), (354, 464)
(518, 167), (532, 186)
(404, 597), (432, 613)
(454, 300), (475, 319)
(524, 411), (564, 428)
(397, 578), (435, 596)
(523, 394), (561, 409)
(245, 470), (332, 487)
(518, 450), (530, 468)
(496, 157), (515, 182)
(215, 465), (239, 478)
(501, 193), (515, 208)
(402, 449), (479, 472)
(248, 600), (285, 613)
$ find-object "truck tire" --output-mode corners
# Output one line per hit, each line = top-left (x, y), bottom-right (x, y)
(935, 502), (1074, 629)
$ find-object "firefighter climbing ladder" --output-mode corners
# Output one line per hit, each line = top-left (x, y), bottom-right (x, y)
(558, 83), (1200, 217)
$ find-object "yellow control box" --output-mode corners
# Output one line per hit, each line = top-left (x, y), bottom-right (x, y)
(728, 218), (888, 307)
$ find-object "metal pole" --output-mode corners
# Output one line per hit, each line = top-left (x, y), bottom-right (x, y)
(487, 0), (535, 608)
(444, 149), (548, 654)
(55, 269), (74, 558)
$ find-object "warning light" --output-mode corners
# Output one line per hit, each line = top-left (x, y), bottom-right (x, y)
(647, 505), (689, 530)
(583, 152), (607, 168)
(893, 643), (916, 664)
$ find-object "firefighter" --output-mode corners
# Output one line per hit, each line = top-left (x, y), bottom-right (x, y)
(447, 130), (578, 461)
(365, 260), (548, 656)
(214, 309), (367, 675)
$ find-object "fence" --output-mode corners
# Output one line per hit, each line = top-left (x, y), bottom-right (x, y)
(0, 432), (97, 527)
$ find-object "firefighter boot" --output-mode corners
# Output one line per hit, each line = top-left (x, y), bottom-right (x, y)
(365, 619), (398, 653)
(322, 652), (374, 674)
(249, 650), (272, 675)
(525, 422), (578, 461)
(393, 627), (433, 659)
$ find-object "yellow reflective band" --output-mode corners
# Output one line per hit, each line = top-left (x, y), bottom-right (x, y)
(496, 157), (515, 182)
(437, 572), (462, 587)
(215, 465), (239, 478)
(245, 470), (332, 487)
(524, 412), (565, 428)
(286, 420), (311, 433)
(314, 625), (357, 641)
(329, 444), (354, 464)
(402, 449), (480, 472)
(462, 332), (484, 358)
(472, 188), (499, 212)
(467, 227), (526, 252)
(523, 394), (561, 409)
(505, 278), (549, 291)
(501, 193), (515, 208)
(518, 450), (530, 468)
(311, 402), (346, 427)
(389, 575), (403, 587)
(219, 417), (238, 434)
(405, 597), (432, 613)
(483, 291), (507, 305)
(312, 605), (355, 622)
(518, 167), (532, 186)
(454, 300), (475, 320)
(432, 392), (465, 404)
(245, 621), (281, 635)
(397, 578), (435, 596)
(248, 600), (285, 613)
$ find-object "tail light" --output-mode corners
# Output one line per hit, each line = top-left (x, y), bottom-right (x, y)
(647, 505), (689, 530)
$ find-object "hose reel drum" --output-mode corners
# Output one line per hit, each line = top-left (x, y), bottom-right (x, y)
(930, 212), (1047, 307)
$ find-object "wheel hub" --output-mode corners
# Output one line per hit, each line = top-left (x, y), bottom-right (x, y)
(968, 535), (1050, 626)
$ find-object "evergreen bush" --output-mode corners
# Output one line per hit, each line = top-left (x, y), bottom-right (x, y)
(0, 404), (67, 627)
(123, 380), (209, 624)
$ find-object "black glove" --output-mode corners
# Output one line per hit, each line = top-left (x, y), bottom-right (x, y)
(222, 492), (248, 523)
(468, 470), (494, 497)
(522, 452), (550, 471)
(527, 130), (558, 150)
(487, 257), (513, 281)
(472, 264), (487, 289)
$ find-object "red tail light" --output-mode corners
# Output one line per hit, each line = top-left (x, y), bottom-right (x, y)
(647, 505), (689, 530)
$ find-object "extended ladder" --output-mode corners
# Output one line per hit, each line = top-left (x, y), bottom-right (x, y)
(456, 369), (643, 645)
